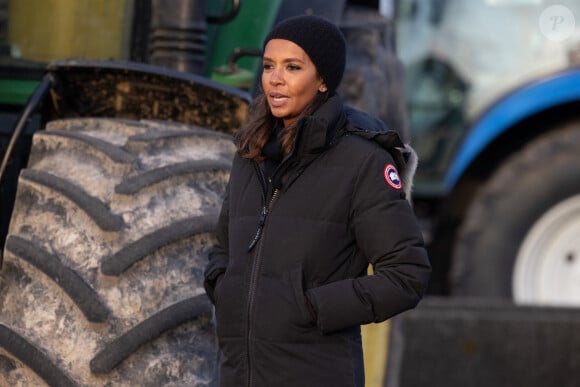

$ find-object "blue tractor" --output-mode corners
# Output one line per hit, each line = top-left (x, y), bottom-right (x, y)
(397, 0), (580, 305)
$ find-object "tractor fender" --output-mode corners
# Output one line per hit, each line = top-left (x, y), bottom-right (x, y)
(444, 68), (580, 190)
(45, 59), (252, 134)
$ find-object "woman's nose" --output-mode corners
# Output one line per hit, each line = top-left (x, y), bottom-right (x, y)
(269, 68), (283, 85)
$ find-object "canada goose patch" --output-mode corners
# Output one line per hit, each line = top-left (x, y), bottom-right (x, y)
(384, 164), (402, 190)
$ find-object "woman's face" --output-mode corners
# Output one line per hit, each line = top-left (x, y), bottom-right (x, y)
(262, 39), (327, 127)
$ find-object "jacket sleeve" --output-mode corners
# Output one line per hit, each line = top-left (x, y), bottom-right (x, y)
(203, 181), (230, 304)
(306, 147), (431, 334)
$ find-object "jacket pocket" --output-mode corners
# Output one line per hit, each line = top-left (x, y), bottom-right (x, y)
(289, 267), (316, 327)
(212, 270), (227, 304)
(214, 271), (246, 339)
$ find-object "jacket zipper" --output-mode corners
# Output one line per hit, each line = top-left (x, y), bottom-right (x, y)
(246, 164), (279, 386)
(247, 187), (279, 252)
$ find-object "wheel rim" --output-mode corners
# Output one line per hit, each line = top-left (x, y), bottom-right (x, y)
(513, 194), (580, 306)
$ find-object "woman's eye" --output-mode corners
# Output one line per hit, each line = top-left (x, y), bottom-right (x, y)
(262, 63), (273, 71)
(287, 64), (301, 71)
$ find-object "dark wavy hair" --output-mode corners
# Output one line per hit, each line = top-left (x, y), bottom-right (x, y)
(234, 91), (329, 161)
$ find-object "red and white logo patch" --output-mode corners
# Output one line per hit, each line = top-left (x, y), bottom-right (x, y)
(384, 164), (402, 190)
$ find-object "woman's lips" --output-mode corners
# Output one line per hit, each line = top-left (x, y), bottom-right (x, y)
(269, 93), (288, 108)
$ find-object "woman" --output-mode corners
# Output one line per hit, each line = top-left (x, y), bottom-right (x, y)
(204, 15), (431, 387)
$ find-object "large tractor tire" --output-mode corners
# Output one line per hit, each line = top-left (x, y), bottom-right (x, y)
(451, 123), (580, 305)
(0, 117), (235, 386)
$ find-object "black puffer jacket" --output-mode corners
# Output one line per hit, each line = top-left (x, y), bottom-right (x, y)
(204, 95), (431, 387)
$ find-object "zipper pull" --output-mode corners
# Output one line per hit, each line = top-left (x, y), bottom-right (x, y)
(247, 206), (267, 251)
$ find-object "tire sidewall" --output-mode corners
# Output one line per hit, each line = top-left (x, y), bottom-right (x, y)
(452, 127), (580, 297)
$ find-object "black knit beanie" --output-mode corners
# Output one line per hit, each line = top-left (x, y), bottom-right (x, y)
(264, 15), (346, 94)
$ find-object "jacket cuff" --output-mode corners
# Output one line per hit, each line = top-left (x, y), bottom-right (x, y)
(203, 255), (228, 304)
(304, 293), (318, 323)
(203, 270), (224, 304)
(307, 279), (373, 334)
